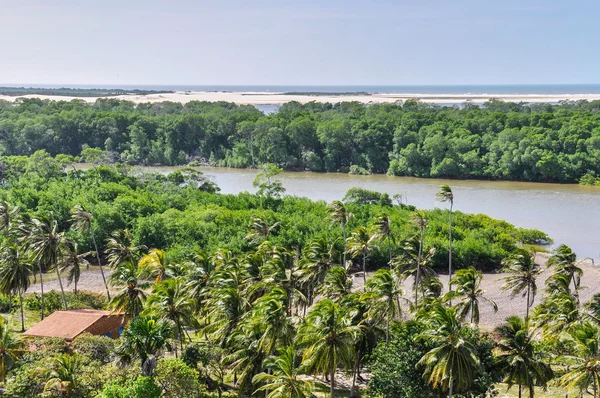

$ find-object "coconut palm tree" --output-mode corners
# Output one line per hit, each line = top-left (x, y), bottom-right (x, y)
(558, 321), (600, 397)
(318, 266), (352, 302)
(296, 299), (359, 398)
(105, 229), (146, 270)
(297, 237), (336, 307)
(447, 267), (497, 326)
(364, 268), (403, 341)
(117, 315), (173, 375)
(547, 245), (584, 303)
(245, 216), (280, 245)
(109, 261), (150, 317)
(501, 249), (541, 320)
(495, 316), (553, 398)
(253, 345), (325, 398)
(59, 242), (92, 294)
(371, 212), (393, 263)
(26, 215), (72, 312)
(0, 316), (23, 383)
(436, 185), (454, 297)
(138, 248), (171, 284)
(146, 278), (197, 351)
(44, 353), (86, 396)
(346, 226), (374, 290)
(392, 235), (436, 310)
(327, 201), (352, 267)
(0, 202), (19, 238)
(70, 204), (110, 300)
(417, 301), (481, 398)
(410, 211), (428, 307)
(0, 243), (34, 331)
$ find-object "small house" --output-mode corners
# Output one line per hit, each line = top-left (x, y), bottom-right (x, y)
(23, 309), (126, 341)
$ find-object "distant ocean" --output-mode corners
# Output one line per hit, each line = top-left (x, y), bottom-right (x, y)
(4, 83), (600, 95)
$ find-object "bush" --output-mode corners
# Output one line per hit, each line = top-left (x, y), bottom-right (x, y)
(100, 376), (162, 398)
(154, 357), (207, 398)
(71, 333), (116, 363)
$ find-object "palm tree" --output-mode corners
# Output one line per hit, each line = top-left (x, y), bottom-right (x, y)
(436, 185), (454, 297)
(109, 261), (150, 317)
(0, 317), (23, 383)
(245, 216), (280, 244)
(250, 286), (294, 357)
(318, 266), (352, 302)
(346, 226), (374, 290)
(364, 268), (403, 342)
(105, 229), (146, 270)
(296, 299), (359, 398)
(44, 353), (85, 396)
(495, 316), (553, 398)
(70, 204), (110, 300)
(417, 301), (480, 398)
(501, 249), (541, 319)
(393, 235), (436, 310)
(118, 315), (174, 375)
(547, 245), (584, 302)
(0, 243), (33, 331)
(59, 242), (92, 294)
(558, 322), (600, 397)
(146, 278), (197, 351)
(0, 202), (19, 237)
(253, 345), (325, 398)
(371, 212), (393, 263)
(447, 267), (497, 325)
(25, 215), (72, 313)
(328, 201), (352, 268)
(138, 248), (170, 284)
(297, 237), (335, 308)
(411, 211), (428, 307)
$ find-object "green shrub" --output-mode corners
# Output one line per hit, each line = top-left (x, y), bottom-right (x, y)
(71, 333), (116, 364)
(154, 357), (207, 398)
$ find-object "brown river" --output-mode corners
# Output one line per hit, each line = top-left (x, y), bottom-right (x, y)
(123, 166), (600, 262)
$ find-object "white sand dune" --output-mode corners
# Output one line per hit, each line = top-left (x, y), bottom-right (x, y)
(3, 91), (600, 105)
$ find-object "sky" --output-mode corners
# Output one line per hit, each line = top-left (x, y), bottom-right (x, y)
(0, 0), (598, 86)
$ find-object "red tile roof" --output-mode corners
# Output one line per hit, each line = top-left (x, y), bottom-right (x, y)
(23, 310), (123, 340)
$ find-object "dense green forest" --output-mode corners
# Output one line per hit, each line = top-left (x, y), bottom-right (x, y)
(1, 98), (600, 183)
(0, 154), (595, 397)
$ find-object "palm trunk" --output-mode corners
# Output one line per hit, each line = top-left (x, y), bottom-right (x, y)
(386, 312), (390, 342)
(526, 284), (530, 320)
(38, 264), (45, 320)
(19, 289), (24, 332)
(518, 384), (522, 398)
(448, 204), (453, 305)
(92, 232), (111, 301)
(55, 266), (68, 310)
(362, 253), (367, 291)
(415, 228), (424, 308)
(342, 223), (347, 268)
(387, 235), (392, 265)
(448, 375), (453, 398)
(330, 367), (335, 398)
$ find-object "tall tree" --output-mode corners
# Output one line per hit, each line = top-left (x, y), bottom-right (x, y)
(346, 226), (374, 290)
(446, 267), (497, 326)
(364, 268), (403, 342)
(0, 243), (34, 331)
(105, 229), (146, 270)
(60, 242), (92, 294)
(109, 261), (150, 318)
(436, 185), (454, 298)
(558, 322), (600, 398)
(411, 211), (428, 307)
(417, 302), (481, 398)
(495, 316), (553, 398)
(371, 212), (393, 263)
(70, 204), (111, 300)
(296, 299), (358, 398)
(245, 216), (280, 245)
(26, 215), (72, 313)
(547, 245), (584, 303)
(327, 201), (352, 268)
(501, 249), (541, 319)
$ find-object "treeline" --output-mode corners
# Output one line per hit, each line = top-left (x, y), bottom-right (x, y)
(1, 98), (600, 182)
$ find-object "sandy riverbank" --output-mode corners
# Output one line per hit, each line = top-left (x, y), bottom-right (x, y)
(3, 91), (600, 105)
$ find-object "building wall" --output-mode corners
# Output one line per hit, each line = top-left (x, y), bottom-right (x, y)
(83, 316), (126, 339)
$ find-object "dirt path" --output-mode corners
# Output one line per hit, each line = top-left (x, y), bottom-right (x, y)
(29, 269), (114, 295)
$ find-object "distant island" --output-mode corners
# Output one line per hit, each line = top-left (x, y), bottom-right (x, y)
(279, 91), (372, 96)
(0, 86), (174, 97)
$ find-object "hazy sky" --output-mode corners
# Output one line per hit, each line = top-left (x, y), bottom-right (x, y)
(0, 0), (597, 86)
